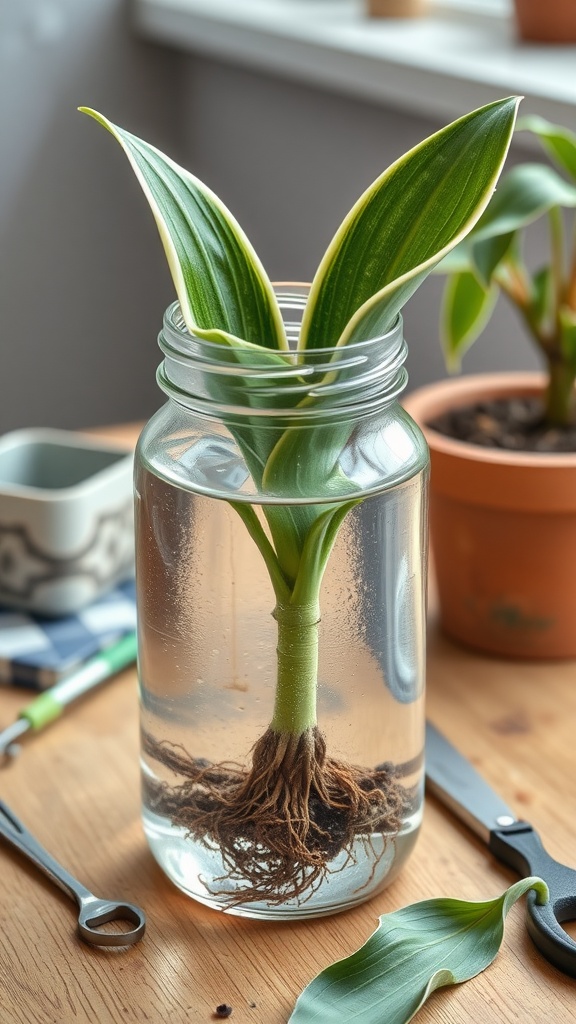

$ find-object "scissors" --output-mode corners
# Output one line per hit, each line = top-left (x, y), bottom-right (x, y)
(426, 721), (576, 978)
(0, 799), (146, 948)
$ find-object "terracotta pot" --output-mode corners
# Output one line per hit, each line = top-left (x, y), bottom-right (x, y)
(513, 0), (576, 42)
(366, 0), (425, 17)
(404, 373), (576, 660)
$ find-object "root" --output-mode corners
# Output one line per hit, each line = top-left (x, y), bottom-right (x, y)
(142, 726), (407, 906)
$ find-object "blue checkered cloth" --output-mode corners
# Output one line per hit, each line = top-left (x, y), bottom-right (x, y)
(0, 579), (137, 689)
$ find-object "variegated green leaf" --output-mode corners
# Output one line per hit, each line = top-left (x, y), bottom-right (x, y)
(299, 97), (520, 351)
(289, 877), (549, 1024)
(229, 502), (291, 602)
(471, 231), (516, 286)
(290, 500), (361, 605)
(441, 270), (497, 369)
(79, 107), (287, 352)
(518, 115), (576, 181)
(436, 160), (576, 371)
(81, 102), (526, 615)
(437, 162), (576, 285)
(440, 165), (576, 287)
(472, 163), (576, 242)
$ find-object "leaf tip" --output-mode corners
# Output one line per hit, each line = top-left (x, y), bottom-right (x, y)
(446, 354), (462, 375)
(531, 876), (550, 907)
(78, 107), (116, 136)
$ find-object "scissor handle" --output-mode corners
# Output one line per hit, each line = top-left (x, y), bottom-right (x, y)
(490, 822), (576, 978)
(78, 896), (146, 948)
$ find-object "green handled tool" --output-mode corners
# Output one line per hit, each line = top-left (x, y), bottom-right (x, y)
(0, 632), (137, 763)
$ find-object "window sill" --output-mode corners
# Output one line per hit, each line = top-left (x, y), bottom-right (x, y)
(134, 0), (576, 128)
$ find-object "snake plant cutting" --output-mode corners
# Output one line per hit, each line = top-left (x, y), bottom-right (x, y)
(439, 115), (576, 428)
(81, 98), (519, 905)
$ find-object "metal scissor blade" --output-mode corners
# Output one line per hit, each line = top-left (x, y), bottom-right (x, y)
(425, 721), (518, 843)
(0, 718), (30, 762)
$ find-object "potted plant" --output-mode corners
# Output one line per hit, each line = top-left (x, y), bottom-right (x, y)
(404, 115), (576, 659)
(81, 98), (518, 914)
(366, 0), (426, 16)
(512, 0), (576, 43)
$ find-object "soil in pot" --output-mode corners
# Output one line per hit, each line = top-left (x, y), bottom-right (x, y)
(428, 396), (576, 453)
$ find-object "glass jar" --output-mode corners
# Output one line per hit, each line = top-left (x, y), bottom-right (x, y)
(135, 285), (428, 919)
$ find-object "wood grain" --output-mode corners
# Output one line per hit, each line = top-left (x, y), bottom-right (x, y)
(0, 426), (574, 1023)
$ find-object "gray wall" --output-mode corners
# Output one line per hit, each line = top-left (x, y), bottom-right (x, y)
(1, 17), (543, 435)
(0, 0), (184, 433)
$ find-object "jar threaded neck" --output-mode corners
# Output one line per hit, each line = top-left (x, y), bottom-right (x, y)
(157, 289), (408, 424)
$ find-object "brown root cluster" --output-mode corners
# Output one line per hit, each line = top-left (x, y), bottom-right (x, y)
(142, 726), (407, 906)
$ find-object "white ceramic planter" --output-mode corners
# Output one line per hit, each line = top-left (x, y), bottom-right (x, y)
(0, 429), (134, 616)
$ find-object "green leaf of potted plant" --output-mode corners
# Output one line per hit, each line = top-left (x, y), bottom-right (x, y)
(404, 116), (576, 659)
(81, 98), (519, 912)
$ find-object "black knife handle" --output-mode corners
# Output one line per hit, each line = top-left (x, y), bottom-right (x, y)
(489, 822), (576, 978)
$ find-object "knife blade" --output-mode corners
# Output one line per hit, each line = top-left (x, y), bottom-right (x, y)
(425, 719), (576, 978)
(425, 719), (518, 842)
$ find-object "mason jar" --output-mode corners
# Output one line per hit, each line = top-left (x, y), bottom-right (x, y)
(135, 285), (428, 920)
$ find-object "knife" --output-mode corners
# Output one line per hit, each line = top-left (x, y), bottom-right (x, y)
(425, 720), (576, 978)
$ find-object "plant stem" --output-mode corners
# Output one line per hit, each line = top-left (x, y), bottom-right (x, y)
(271, 599), (321, 734)
(230, 502), (291, 603)
(231, 500), (358, 737)
(496, 262), (552, 355)
(495, 261), (531, 309)
(566, 222), (576, 311)
(544, 356), (576, 426)
(549, 206), (565, 316)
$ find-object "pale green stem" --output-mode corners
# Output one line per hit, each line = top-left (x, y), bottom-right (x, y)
(566, 220), (576, 311)
(271, 599), (321, 734)
(230, 501), (321, 734)
(230, 499), (357, 737)
(495, 261), (551, 354)
(269, 501), (361, 733)
(544, 357), (576, 426)
(549, 205), (565, 317)
(229, 501), (291, 604)
(494, 261), (531, 318)
(542, 210), (575, 424)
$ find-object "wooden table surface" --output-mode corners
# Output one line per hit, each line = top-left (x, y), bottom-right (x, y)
(1, 425), (575, 1023)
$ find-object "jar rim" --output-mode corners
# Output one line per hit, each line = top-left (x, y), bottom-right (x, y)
(157, 287), (408, 421)
(162, 293), (404, 362)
